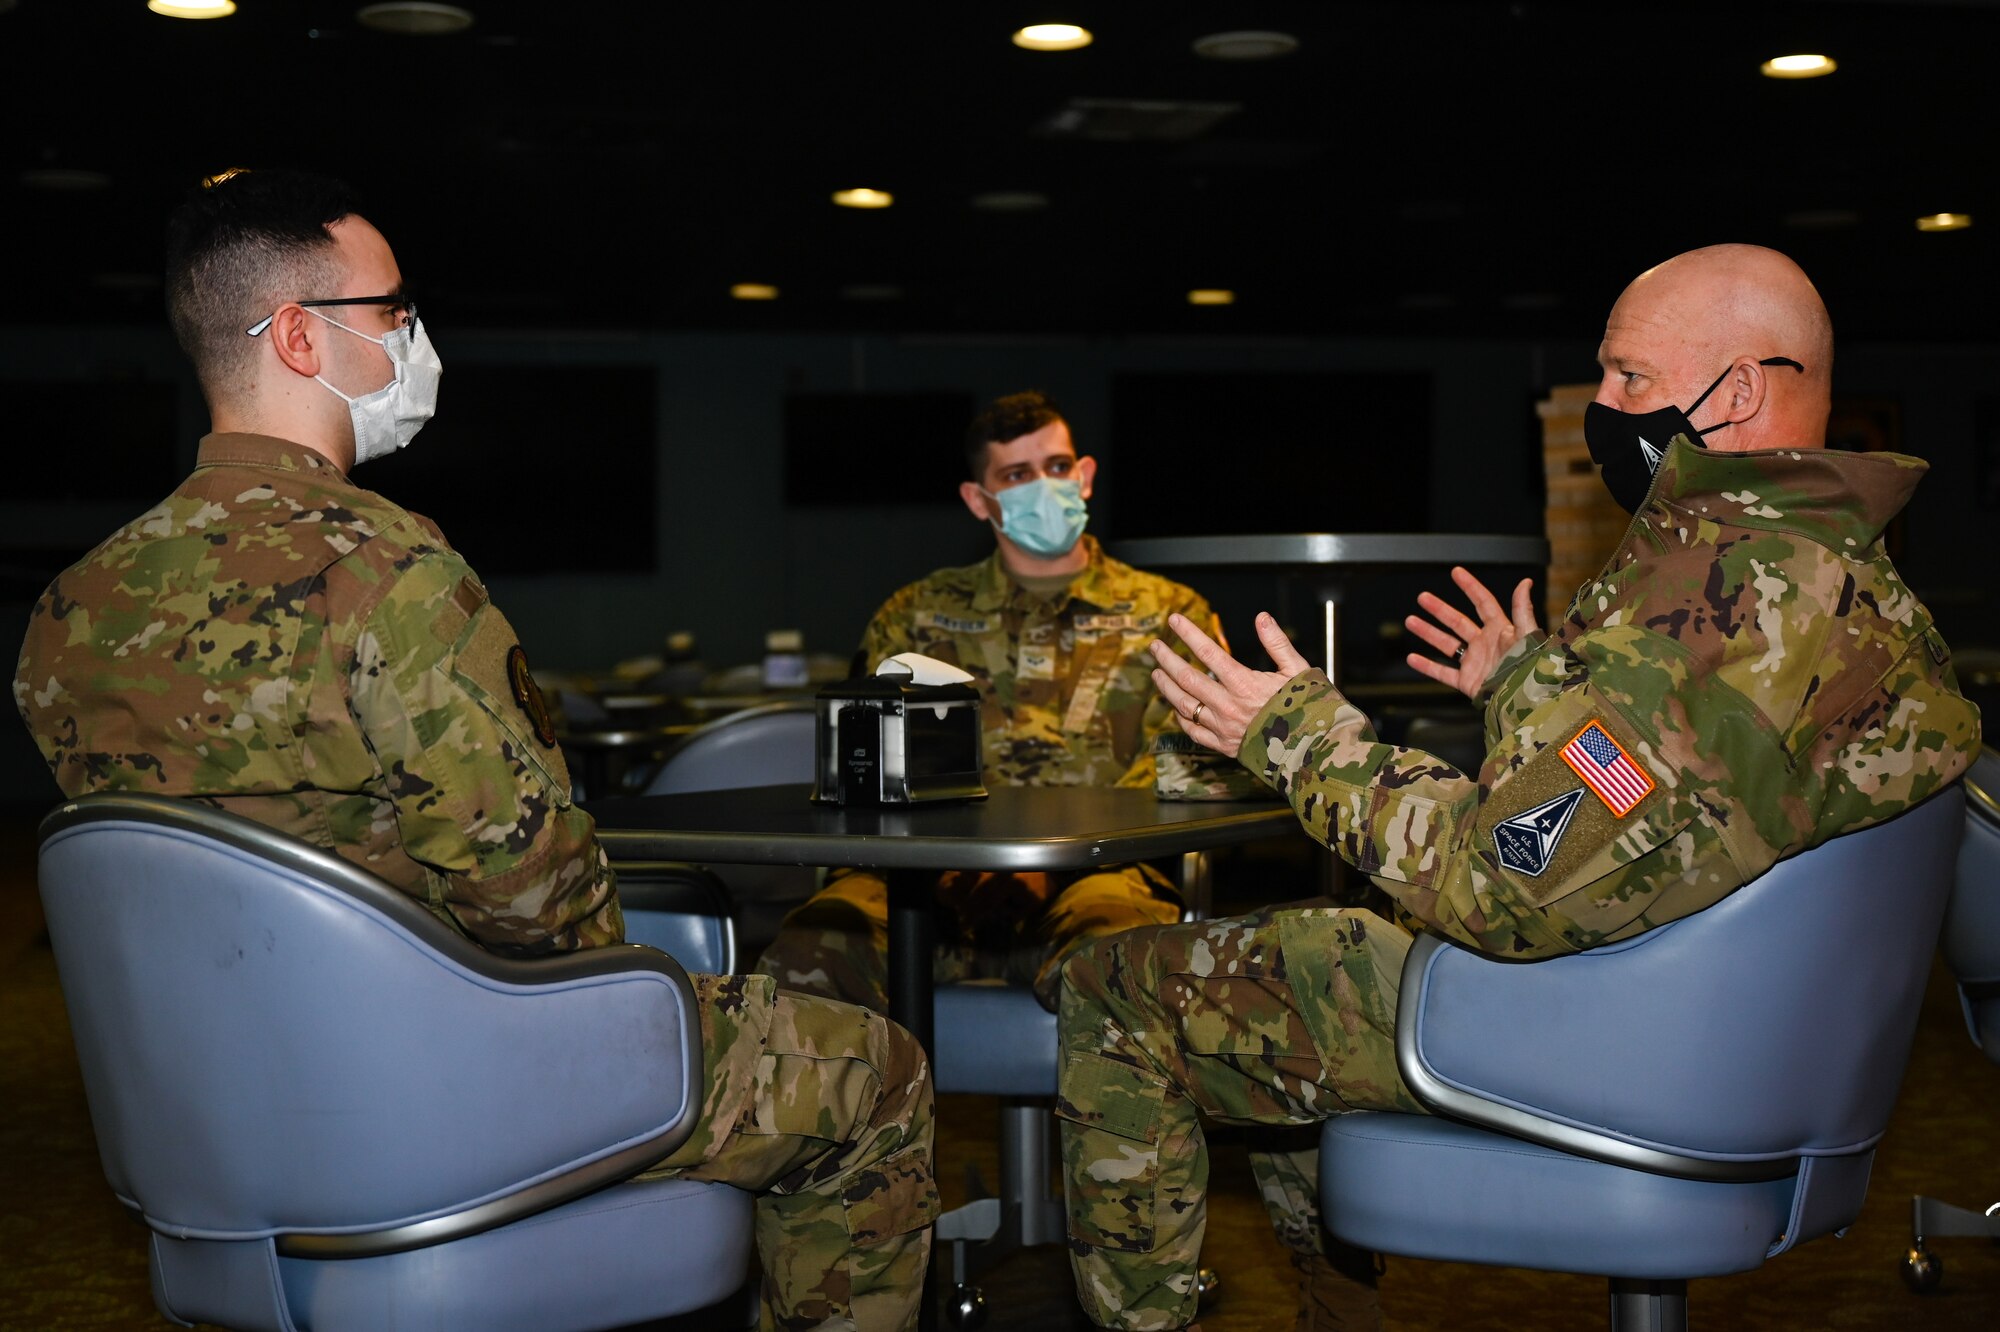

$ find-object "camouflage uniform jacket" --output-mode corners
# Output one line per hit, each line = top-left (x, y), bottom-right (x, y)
(861, 535), (1259, 796)
(1242, 439), (1980, 958)
(14, 433), (621, 955)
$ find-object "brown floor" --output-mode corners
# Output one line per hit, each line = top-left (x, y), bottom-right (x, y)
(4, 813), (1998, 1331)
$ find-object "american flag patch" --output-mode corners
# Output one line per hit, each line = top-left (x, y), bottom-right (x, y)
(1559, 720), (1654, 817)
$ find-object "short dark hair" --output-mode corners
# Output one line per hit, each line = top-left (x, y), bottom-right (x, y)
(964, 390), (1066, 478)
(164, 167), (363, 400)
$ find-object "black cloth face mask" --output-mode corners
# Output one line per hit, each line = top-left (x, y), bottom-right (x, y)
(1584, 357), (1805, 513)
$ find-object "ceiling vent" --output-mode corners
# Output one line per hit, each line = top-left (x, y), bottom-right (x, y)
(1033, 98), (1240, 142)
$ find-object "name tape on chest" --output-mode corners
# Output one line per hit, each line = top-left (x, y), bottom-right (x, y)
(1559, 720), (1654, 817)
(917, 611), (993, 635)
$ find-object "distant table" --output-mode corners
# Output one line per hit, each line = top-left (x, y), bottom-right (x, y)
(1112, 532), (1549, 679)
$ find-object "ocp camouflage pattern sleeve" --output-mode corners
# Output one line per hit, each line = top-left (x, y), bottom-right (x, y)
(1238, 440), (1979, 959)
(349, 549), (621, 954)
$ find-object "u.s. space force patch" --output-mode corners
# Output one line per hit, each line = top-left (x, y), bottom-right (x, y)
(1491, 787), (1585, 877)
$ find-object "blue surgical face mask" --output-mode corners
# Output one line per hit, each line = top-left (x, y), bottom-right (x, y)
(981, 476), (1088, 558)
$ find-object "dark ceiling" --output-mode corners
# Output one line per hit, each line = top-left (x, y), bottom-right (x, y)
(6, 0), (1998, 344)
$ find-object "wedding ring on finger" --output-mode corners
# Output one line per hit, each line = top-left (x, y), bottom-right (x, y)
(1192, 700), (1205, 727)
(1453, 644), (1467, 663)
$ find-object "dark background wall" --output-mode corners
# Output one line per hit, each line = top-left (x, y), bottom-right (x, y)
(2, 323), (1993, 804)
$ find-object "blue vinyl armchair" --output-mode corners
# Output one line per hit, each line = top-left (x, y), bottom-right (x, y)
(37, 792), (753, 1332)
(1319, 788), (1965, 1332)
(1905, 748), (2000, 1291)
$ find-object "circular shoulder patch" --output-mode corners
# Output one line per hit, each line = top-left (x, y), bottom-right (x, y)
(506, 644), (560, 748)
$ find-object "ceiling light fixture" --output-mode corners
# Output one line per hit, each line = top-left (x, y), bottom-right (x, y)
(20, 168), (112, 191)
(730, 283), (779, 301)
(1915, 212), (1972, 232)
(970, 191), (1049, 212)
(1760, 53), (1835, 79)
(1013, 24), (1092, 52)
(832, 188), (893, 209)
(356, 3), (475, 36)
(1191, 30), (1299, 60)
(1187, 289), (1235, 306)
(146, 1), (236, 17)
(1782, 207), (1861, 229)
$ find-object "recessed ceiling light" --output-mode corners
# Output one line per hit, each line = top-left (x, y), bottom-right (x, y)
(147, 1), (236, 18)
(1783, 207), (1861, 229)
(20, 168), (112, 191)
(356, 3), (475, 36)
(1760, 53), (1835, 79)
(832, 188), (893, 209)
(1192, 30), (1299, 60)
(1916, 212), (1972, 232)
(1187, 289), (1235, 306)
(1012, 24), (1092, 52)
(841, 284), (904, 302)
(730, 283), (779, 301)
(971, 191), (1049, 212)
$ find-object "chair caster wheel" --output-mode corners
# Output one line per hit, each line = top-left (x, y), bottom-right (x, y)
(1904, 1246), (1944, 1293)
(1196, 1266), (1222, 1310)
(947, 1282), (989, 1329)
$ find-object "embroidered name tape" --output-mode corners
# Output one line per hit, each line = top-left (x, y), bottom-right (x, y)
(1559, 719), (1654, 817)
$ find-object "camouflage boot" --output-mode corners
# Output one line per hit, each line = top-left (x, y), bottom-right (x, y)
(1291, 1241), (1383, 1332)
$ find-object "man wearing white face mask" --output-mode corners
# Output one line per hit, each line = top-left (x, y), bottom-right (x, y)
(757, 391), (1265, 1017)
(16, 168), (943, 1332)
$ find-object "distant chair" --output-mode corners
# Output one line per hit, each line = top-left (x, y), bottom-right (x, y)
(639, 698), (821, 959)
(1904, 748), (2000, 1292)
(36, 792), (752, 1332)
(1320, 789), (1965, 1332)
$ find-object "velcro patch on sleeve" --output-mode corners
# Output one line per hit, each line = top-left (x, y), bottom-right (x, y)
(1558, 719), (1655, 816)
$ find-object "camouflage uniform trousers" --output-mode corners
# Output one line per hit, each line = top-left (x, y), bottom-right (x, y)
(1056, 904), (1425, 1331)
(639, 972), (940, 1332)
(756, 862), (1183, 1013)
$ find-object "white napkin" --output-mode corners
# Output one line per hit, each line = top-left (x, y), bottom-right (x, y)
(874, 652), (975, 686)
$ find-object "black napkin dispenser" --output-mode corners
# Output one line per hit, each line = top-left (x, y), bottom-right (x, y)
(813, 677), (988, 805)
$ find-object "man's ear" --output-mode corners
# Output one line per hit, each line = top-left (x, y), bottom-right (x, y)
(266, 305), (324, 380)
(959, 479), (994, 523)
(1722, 357), (1769, 424)
(1075, 455), (1098, 500)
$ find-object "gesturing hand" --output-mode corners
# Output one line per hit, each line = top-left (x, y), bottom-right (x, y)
(1404, 566), (1539, 700)
(1148, 611), (1313, 759)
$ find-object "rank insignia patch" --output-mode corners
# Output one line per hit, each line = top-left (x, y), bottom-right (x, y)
(1492, 787), (1585, 877)
(1560, 719), (1654, 817)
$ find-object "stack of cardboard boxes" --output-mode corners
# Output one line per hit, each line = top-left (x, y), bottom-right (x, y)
(1536, 383), (1628, 623)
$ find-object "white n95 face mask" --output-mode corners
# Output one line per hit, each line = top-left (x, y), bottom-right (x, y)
(309, 310), (443, 466)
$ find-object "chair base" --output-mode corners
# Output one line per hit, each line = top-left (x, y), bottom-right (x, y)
(1904, 1192), (2000, 1292)
(1609, 1278), (1687, 1332)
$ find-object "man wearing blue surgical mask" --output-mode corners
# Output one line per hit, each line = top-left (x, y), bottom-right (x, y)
(759, 390), (1265, 1018)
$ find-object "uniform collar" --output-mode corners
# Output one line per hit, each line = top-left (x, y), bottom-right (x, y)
(1652, 437), (1925, 552)
(970, 534), (1109, 613)
(195, 432), (352, 483)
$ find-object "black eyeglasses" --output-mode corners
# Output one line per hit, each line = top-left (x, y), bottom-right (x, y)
(246, 296), (418, 338)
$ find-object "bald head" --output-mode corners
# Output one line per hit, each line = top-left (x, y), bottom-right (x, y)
(1595, 243), (1834, 451)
